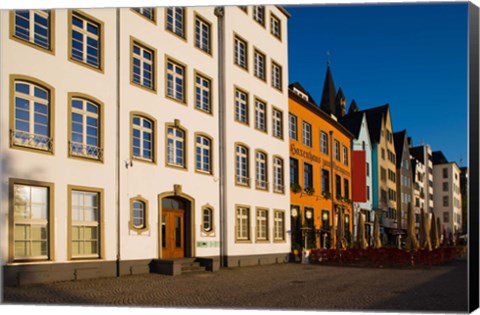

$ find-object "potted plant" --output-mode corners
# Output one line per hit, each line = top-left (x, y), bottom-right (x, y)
(290, 182), (302, 194)
(336, 194), (343, 201)
(304, 186), (315, 196)
(322, 191), (331, 199)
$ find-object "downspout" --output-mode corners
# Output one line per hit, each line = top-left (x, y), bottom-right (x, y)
(115, 8), (121, 277)
(214, 6), (227, 268)
(329, 130), (335, 248)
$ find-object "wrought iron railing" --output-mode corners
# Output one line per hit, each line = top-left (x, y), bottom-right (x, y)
(11, 130), (53, 151)
(69, 141), (103, 160)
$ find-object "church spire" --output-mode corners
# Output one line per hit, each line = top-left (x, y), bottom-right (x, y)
(320, 64), (337, 115)
(348, 99), (359, 113)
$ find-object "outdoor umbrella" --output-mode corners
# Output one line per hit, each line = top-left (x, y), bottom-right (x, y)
(419, 208), (425, 247)
(357, 212), (368, 249)
(373, 212), (382, 249)
(430, 212), (439, 249)
(423, 210), (432, 251)
(405, 204), (419, 251)
(436, 217), (442, 247)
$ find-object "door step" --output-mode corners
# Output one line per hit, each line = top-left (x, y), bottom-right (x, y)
(150, 258), (211, 276)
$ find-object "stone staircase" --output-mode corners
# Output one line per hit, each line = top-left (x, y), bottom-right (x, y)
(150, 257), (218, 276)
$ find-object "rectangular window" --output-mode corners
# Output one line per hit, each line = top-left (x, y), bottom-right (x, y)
(443, 196), (449, 207)
(13, 10), (52, 50)
(289, 114), (298, 140)
(166, 58), (186, 102)
(321, 210), (330, 230)
(255, 99), (267, 132)
(443, 168), (448, 178)
(167, 126), (185, 168)
(272, 108), (283, 139)
(321, 169), (330, 194)
(236, 145), (249, 186)
(12, 182), (52, 261)
(256, 209), (268, 241)
(320, 132), (329, 154)
(381, 167), (386, 181)
(336, 175), (342, 198)
(236, 206), (250, 241)
(132, 8), (155, 21)
(70, 97), (102, 160)
(344, 178), (349, 199)
(195, 73), (211, 113)
(270, 14), (281, 39)
(70, 11), (101, 69)
(290, 158), (299, 185)
(195, 135), (212, 174)
(131, 40), (155, 90)
(235, 88), (248, 124)
(274, 210), (285, 241)
(366, 163), (370, 176)
(195, 15), (211, 54)
(443, 211), (449, 223)
(254, 49), (266, 81)
(443, 182), (449, 192)
(367, 185), (370, 201)
(272, 61), (282, 91)
(302, 121), (312, 147)
(381, 148), (385, 160)
(132, 115), (154, 162)
(304, 162), (313, 190)
(253, 6), (265, 26)
(166, 7), (185, 38)
(273, 157), (284, 193)
(343, 145), (348, 166)
(255, 151), (268, 190)
(70, 188), (101, 259)
(234, 35), (248, 69)
(334, 140), (340, 161)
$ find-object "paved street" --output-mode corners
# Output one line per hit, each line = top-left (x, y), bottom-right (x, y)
(2, 258), (468, 312)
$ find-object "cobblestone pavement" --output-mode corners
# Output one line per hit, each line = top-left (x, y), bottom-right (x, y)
(2, 258), (468, 312)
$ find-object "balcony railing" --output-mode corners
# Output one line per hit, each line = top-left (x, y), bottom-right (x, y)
(69, 141), (103, 160)
(273, 184), (285, 194)
(11, 130), (53, 151)
(255, 179), (268, 190)
(236, 175), (250, 186)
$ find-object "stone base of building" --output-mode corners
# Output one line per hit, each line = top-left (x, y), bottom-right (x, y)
(223, 252), (290, 267)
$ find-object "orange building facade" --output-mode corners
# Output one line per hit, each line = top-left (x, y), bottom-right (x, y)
(288, 84), (354, 250)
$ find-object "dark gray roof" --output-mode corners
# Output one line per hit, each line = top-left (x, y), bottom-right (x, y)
(355, 104), (390, 144)
(432, 151), (449, 165)
(339, 110), (364, 139)
(288, 82), (318, 106)
(410, 146), (425, 164)
(319, 65), (337, 115)
(348, 99), (359, 113)
(393, 130), (408, 168)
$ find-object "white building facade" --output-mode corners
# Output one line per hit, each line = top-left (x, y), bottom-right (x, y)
(1, 5), (290, 285)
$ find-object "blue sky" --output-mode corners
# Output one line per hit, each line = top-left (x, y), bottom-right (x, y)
(286, 2), (468, 166)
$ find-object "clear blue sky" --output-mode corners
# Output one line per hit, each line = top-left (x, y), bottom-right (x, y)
(286, 2), (468, 166)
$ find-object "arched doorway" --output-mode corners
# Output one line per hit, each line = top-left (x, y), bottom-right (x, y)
(160, 195), (193, 259)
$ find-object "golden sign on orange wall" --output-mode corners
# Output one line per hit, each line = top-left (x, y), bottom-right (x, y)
(290, 143), (321, 164)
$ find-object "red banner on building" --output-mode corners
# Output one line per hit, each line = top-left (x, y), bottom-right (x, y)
(352, 150), (367, 202)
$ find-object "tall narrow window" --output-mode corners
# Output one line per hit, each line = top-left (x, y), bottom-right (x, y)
(255, 99), (267, 132)
(195, 15), (211, 54)
(290, 158), (299, 185)
(70, 97), (102, 160)
(235, 145), (249, 186)
(320, 131), (329, 154)
(273, 210), (285, 241)
(132, 115), (154, 162)
(132, 8), (155, 21)
(166, 7), (185, 38)
(70, 188), (101, 259)
(12, 182), (51, 260)
(195, 73), (211, 113)
(236, 206), (250, 241)
(344, 178), (349, 199)
(12, 79), (52, 152)
(235, 88), (249, 124)
(195, 134), (212, 174)
(234, 35), (247, 69)
(334, 140), (340, 161)
(289, 114), (298, 140)
(202, 207), (213, 233)
(271, 61), (282, 91)
(304, 162), (313, 190)
(13, 10), (52, 50)
(255, 151), (268, 190)
(256, 209), (268, 241)
(253, 6), (265, 26)
(132, 40), (155, 90)
(270, 14), (281, 39)
(321, 169), (330, 194)
(254, 49), (266, 81)
(272, 108), (283, 139)
(273, 157), (284, 193)
(166, 58), (186, 103)
(70, 11), (101, 69)
(302, 121), (312, 147)
(336, 175), (342, 198)
(167, 126), (185, 168)
(343, 145), (349, 166)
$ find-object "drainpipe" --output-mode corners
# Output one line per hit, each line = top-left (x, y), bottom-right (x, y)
(214, 6), (227, 268)
(329, 130), (335, 248)
(115, 8), (121, 277)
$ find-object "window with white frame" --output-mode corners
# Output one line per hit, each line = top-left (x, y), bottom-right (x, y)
(236, 206), (250, 241)
(255, 99), (267, 132)
(132, 115), (154, 162)
(195, 135), (212, 174)
(256, 209), (268, 241)
(70, 98), (101, 160)
(167, 126), (185, 168)
(253, 6), (265, 26)
(274, 210), (285, 241)
(273, 157), (284, 193)
(132, 41), (154, 90)
(254, 49), (266, 81)
(12, 80), (52, 152)
(234, 35), (247, 69)
(235, 145), (249, 186)
(133, 8), (155, 21)
(195, 73), (211, 113)
(131, 199), (146, 229)
(443, 196), (449, 207)
(270, 14), (281, 39)
(334, 140), (340, 161)
(272, 108), (283, 139)
(271, 61), (282, 90)
(289, 113), (298, 140)
(166, 58), (186, 102)
(70, 12), (101, 69)
(255, 151), (268, 190)
(235, 88), (248, 124)
(12, 183), (50, 260)
(343, 145), (348, 166)
(195, 15), (211, 54)
(302, 121), (312, 147)
(166, 7), (185, 38)
(71, 189), (100, 258)
(13, 10), (51, 49)
(320, 131), (328, 154)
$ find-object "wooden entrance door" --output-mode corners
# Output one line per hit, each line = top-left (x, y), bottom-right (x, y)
(161, 209), (185, 259)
